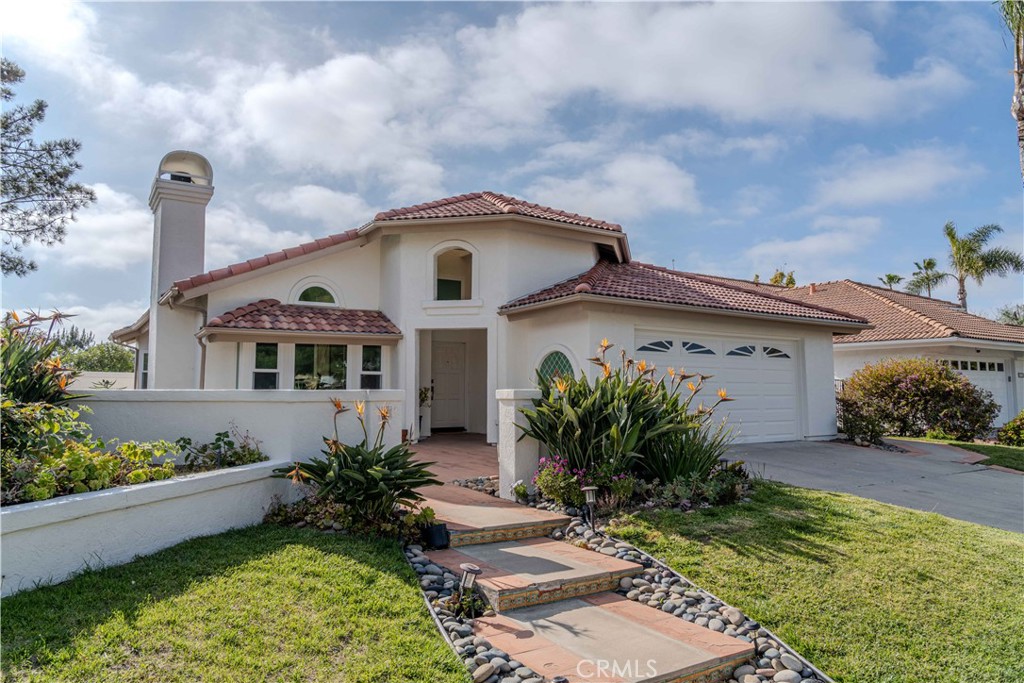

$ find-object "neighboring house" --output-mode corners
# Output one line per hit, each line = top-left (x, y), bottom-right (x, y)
(704, 277), (1024, 426)
(112, 151), (869, 444)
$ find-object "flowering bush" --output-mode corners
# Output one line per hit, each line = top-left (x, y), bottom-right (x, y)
(533, 454), (586, 507)
(997, 411), (1024, 447)
(839, 358), (998, 441)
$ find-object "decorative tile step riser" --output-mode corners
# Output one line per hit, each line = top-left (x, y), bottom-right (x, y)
(448, 522), (564, 547)
(484, 570), (641, 613)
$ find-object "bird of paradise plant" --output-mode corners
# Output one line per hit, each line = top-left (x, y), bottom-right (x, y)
(1, 310), (80, 405)
(273, 398), (441, 526)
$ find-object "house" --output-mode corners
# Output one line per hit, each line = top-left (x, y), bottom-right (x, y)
(112, 151), (870, 444)
(703, 277), (1024, 426)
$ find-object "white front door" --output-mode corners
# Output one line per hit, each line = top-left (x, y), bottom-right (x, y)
(432, 341), (466, 429)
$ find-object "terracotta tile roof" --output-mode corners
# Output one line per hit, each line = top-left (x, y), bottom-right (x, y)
(774, 280), (1024, 345)
(173, 229), (362, 293)
(374, 191), (622, 232)
(499, 260), (868, 325)
(205, 299), (401, 336)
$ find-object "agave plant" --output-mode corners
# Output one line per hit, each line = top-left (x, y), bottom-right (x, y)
(275, 398), (441, 525)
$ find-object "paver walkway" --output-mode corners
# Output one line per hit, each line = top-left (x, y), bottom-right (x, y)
(416, 434), (753, 682)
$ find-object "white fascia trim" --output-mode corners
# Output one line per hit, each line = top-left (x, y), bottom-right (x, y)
(835, 337), (1024, 353)
(501, 293), (871, 332)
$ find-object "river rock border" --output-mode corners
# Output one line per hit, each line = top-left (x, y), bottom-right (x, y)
(552, 517), (835, 683)
(404, 544), (547, 683)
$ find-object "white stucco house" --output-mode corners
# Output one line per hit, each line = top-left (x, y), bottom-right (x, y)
(113, 151), (871, 444)
(705, 277), (1024, 426)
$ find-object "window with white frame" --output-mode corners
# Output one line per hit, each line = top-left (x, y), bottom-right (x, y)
(294, 344), (347, 390)
(253, 343), (279, 389)
(435, 248), (473, 300)
(140, 352), (149, 389)
(361, 345), (383, 389)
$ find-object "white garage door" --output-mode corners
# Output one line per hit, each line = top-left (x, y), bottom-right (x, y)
(943, 358), (1013, 425)
(635, 331), (802, 443)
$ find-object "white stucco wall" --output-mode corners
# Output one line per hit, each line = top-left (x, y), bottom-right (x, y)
(78, 390), (407, 461)
(69, 372), (135, 390)
(0, 461), (293, 596)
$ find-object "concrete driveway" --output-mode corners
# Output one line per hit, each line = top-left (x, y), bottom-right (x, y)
(728, 439), (1024, 533)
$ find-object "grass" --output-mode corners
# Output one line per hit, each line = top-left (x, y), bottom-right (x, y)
(0, 525), (468, 683)
(890, 436), (1024, 472)
(609, 482), (1024, 683)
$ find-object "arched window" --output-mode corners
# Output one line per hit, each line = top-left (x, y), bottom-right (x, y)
(298, 286), (335, 304)
(538, 351), (574, 379)
(435, 248), (473, 301)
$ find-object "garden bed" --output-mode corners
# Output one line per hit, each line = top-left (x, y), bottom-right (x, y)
(0, 461), (294, 596)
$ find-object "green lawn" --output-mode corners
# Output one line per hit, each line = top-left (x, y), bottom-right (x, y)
(891, 436), (1024, 472)
(609, 482), (1024, 683)
(1, 526), (468, 683)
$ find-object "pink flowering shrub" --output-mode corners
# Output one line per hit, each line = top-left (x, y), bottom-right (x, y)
(840, 358), (998, 442)
(533, 454), (588, 507)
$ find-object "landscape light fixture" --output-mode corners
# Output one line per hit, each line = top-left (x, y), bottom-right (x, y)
(459, 562), (482, 594)
(582, 486), (598, 527)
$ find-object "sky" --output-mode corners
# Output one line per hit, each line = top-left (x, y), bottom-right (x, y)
(3, 1), (1023, 340)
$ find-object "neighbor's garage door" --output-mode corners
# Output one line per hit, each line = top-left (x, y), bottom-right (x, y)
(635, 331), (802, 443)
(945, 358), (1013, 425)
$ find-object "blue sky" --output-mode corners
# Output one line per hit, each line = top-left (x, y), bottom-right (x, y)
(4, 1), (1022, 338)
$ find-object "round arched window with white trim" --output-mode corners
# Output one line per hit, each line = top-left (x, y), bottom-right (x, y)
(298, 286), (336, 304)
(538, 351), (574, 380)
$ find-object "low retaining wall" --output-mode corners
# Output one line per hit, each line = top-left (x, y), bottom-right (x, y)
(78, 390), (406, 462)
(0, 460), (296, 597)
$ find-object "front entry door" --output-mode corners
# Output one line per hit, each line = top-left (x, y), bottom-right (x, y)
(432, 341), (466, 430)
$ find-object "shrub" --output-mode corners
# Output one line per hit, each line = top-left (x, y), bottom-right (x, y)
(998, 411), (1024, 447)
(175, 426), (267, 471)
(837, 395), (886, 445)
(519, 338), (733, 480)
(643, 417), (732, 483)
(1, 311), (79, 405)
(839, 358), (998, 441)
(274, 399), (441, 527)
(533, 454), (586, 507)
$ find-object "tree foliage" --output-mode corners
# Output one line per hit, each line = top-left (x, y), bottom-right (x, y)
(1000, 0), (1024, 184)
(767, 269), (796, 287)
(942, 221), (1024, 310)
(905, 257), (949, 298)
(66, 342), (134, 372)
(1, 59), (96, 276)
(877, 274), (903, 289)
(997, 303), (1024, 326)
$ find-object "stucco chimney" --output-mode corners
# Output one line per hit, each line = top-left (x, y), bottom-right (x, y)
(149, 151), (214, 302)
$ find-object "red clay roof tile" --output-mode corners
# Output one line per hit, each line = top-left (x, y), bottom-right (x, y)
(500, 260), (867, 325)
(374, 191), (622, 232)
(205, 299), (401, 336)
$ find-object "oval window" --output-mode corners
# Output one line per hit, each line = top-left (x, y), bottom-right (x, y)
(298, 286), (335, 304)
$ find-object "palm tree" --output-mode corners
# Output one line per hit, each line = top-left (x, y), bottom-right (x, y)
(943, 221), (1024, 310)
(877, 274), (903, 289)
(1000, 0), (1024, 184)
(905, 258), (949, 297)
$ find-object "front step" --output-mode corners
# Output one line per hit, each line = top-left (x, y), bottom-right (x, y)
(474, 592), (754, 683)
(426, 538), (642, 612)
(420, 481), (569, 547)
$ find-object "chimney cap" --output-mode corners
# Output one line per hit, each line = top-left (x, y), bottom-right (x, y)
(157, 150), (213, 186)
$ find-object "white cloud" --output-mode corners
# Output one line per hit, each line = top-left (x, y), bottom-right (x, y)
(744, 216), (883, 280)
(206, 205), (313, 267)
(62, 300), (148, 341)
(809, 146), (983, 210)
(658, 130), (789, 162)
(526, 153), (701, 223)
(256, 185), (376, 229)
(454, 3), (966, 131)
(28, 184), (152, 269)
(733, 185), (780, 219)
